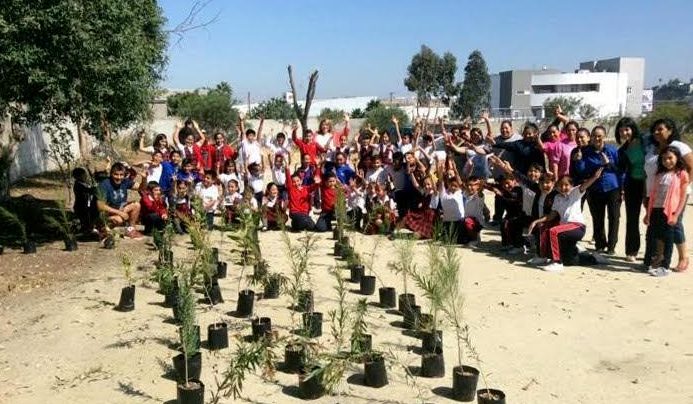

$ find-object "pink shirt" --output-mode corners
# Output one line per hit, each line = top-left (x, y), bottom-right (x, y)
(543, 139), (571, 177)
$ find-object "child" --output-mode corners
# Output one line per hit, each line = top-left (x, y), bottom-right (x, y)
(218, 159), (244, 194)
(403, 171), (439, 240)
(266, 131), (292, 166)
(194, 170), (219, 230)
(238, 117), (264, 170)
(315, 172), (339, 232)
(365, 155), (388, 185)
(268, 154), (287, 200)
(461, 176), (486, 247)
(487, 174), (524, 253)
(176, 158), (201, 189)
(364, 184), (397, 235)
(222, 179), (243, 224)
(437, 162), (465, 243)
(285, 167), (319, 232)
(172, 180), (192, 234)
(139, 181), (168, 236)
(246, 162), (265, 207)
(72, 167), (99, 235)
(643, 147), (689, 276)
(527, 167), (604, 272)
(261, 182), (287, 231)
(346, 175), (366, 231)
(292, 122), (325, 166)
(239, 188), (259, 216)
(333, 152), (356, 185)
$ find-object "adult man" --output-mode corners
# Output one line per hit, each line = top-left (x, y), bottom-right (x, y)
(98, 162), (143, 239)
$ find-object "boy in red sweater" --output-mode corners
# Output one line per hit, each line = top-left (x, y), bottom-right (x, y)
(315, 172), (339, 232)
(139, 181), (169, 235)
(291, 122), (326, 165)
(285, 166), (319, 231)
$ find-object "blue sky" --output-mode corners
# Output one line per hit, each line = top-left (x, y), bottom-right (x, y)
(161, 0), (693, 101)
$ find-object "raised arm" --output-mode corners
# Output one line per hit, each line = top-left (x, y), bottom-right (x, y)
(172, 122), (182, 149)
(481, 111), (492, 139)
(579, 166), (604, 193)
(391, 115), (402, 144)
(256, 115), (265, 142)
(193, 120), (205, 146)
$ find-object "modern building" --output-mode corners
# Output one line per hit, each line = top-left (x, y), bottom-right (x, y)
(494, 57), (645, 120)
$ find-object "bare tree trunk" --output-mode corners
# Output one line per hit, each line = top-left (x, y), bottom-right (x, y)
(287, 65), (319, 133)
(77, 119), (89, 158)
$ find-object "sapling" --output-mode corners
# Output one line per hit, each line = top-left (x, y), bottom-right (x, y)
(334, 185), (349, 242)
(43, 201), (77, 247)
(177, 274), (200, 389)
(350, 298), (370, 357)
(0, 206), (28, 245)
(121, 252), (134, 286)
(328, 267), (350, 352)
(461, 324), (495, 400)
(388, 238), (417, 297)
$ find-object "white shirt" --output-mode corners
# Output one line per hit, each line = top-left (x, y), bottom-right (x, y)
(347, 186), (366, 213)
(314, 133), (333, 152)
(464, 193), (485, 225)
(366, 167), (387, 185)
(521, 186), (536, 217)
(266, 138), (292, 159)
(551, 186), (585, 224)
(146, 163), (163, 184)
(440, 187), (465, 222)
(271, 165), (287, 187)
(399, 143), (413, 154)
(223, 191), (242, 207)
(240, 139), (262, 167)
(195, 183), (219, 212)
(219, 172), (244, 194)
(247, 172), (265, 194)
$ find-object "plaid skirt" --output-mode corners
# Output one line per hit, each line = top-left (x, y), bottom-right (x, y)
(404, 207), (437, 239)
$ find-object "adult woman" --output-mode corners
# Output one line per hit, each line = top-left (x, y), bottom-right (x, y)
(573, 126), (621, 254)
(139, 132), (171, 161)
(615, 118), (646, 262)
(313, 114), (350, 163)
(643, 118), (692, 271)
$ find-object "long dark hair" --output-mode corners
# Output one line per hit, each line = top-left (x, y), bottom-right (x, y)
(656, 146), (686, 174)
(614, 117), (641, 145)
(650, 118), (680, 146)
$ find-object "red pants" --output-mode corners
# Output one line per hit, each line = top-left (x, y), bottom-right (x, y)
(539, 222), (586, 263)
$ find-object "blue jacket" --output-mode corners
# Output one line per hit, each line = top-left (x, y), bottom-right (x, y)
(572, 144), (621, 193)
(158, 162), (178, 193)
(335, 164), (356, 184)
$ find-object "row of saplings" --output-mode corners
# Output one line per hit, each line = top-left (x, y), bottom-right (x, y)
(113, 194), (506, 403)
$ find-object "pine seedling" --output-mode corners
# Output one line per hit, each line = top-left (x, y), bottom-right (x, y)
(0, 206), (27, 244)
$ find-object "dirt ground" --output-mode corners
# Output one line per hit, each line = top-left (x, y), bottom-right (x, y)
(0, 173), (692, 403)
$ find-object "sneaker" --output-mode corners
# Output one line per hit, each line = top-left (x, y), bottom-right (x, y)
(507, 247), (523, 255)
(542, 262), (564, 272)
(125, 227), (144, 240)
(625, 255), (637, 263)
(465, 240), (480, 249)
(648, 266), (670, 277)
(528, 256), (551, 266)
(261, 225), (268, 232)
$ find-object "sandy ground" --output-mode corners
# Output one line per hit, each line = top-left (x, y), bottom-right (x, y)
(0, 202), (692, 404)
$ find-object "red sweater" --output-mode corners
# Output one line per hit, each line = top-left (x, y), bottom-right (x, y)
(181, 144), (203, 169)
(140, 192), (168, 217)
(292, 129), (325, 165)
(285, 168), (317, 215)
(321, 185), (337, 213)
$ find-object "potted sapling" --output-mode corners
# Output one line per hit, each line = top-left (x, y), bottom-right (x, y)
(460, 325), (506, 404)
(345, 247), (364, 283)
(437, 243), (481, 402)
(359, 239), (382, 295)
(0, 206), (35, 253)
(173, 275), (202, 383)
(44, 202), (78, 251)
(388, 239), (418, 321)
(152, 259), (177, 307)
(410, 241), (454, 378)
(176, 274), (204, 403)
(116, 253), (136, 311)
(157, 222), (175, 267)
(352, 299), (388, 391)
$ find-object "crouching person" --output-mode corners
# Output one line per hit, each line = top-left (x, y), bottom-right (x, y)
(140, 180), (169, 239)
(97, 162), (143, 239)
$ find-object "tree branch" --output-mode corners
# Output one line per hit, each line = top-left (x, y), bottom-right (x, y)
(167, 0), (221, 46)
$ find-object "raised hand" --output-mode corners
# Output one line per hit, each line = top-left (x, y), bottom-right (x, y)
(480, 111), (490, 121)
(391, 115), (398, 125)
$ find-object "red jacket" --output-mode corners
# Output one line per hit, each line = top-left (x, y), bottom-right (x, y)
(140, 192), (168, 218)
(180, 144), (203, 169)
(292, 129), (325, 165)
(213, 144), (237, 170)
(285, 167), (317, 215)
(321, 185), (337, 213)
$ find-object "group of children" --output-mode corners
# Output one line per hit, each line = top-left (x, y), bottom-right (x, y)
(78, 112), (689, 276)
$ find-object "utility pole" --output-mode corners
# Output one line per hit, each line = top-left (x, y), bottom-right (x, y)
(247, 92), (251, 115)
(389, 92), (394, 104)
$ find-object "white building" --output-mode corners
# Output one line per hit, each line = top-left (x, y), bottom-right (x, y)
(530, 71), (629, 118)
(237, 95), (378, 118)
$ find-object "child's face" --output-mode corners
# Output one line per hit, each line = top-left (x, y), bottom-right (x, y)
(268, 185), (278, 197)
(373, 158), (382, 169)
(340, 133), (347, 143)
(336, 154), (346, 166)
(183, 163), (194, 173)
(177, 182), (188, 194)
(377, 187), (387, 198)
(302, 132), (312, 142)
(247, 133), (257, 142)
(215, 134), (225, 145)
(250, 166), (259, 175)
(228, 182), (238, 193)
(225, 164), (236, 174)
(185, 135), (194, 146)
(661, 151), (678, 170)
(326, 177), (337, 188)
(540, 179), (555, 193)
(423, 178), (434, 193)
(151, 186), (162, 199)
(277, 134), (286, 144)
(566, 124), (578, 139)
(292, 176), (302, 188)
(203, 174), (213, 186)
(500, 122), (512, 137)
(522, 128), (537, 141)
(111, 169), (126, 185)
(302, 155), (311, 166)
(549, 126), (560, 140)
(528, 168), (541, 183)
(402, 135), (411, 145)
(382, 133), (390, 143)
(274, 156), (283, 167)
(171, 153), (182, 165)
(405, 154), (416, 165)
(363, 157), (372, 169)
(466, 180), (480, 195)
(448, 181), (461, 193)
(501, 179), (516, 192)
(558, 178), (571, 195)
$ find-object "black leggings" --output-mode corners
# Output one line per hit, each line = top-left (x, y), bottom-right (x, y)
(623, 179), (645, 256)
(315, 211), (335, 232)
(142, 213), (165, 234)
(290, 213), (315, 232)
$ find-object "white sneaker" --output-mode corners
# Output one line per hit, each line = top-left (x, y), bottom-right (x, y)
(625, 255), (637, 263)
(647, 266), (670, 277)
(528, 256), (551, 266)
(542, 262), (564, 272)
(507, 247), (523, 255)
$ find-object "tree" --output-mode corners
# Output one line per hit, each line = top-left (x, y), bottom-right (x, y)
(404, 45), (442, 107)
(542, 96), (583, 119)
(578, 103), (598, 120)
(438, 52), (459, 106)
(350, 108), (365, 119)
(365, 99), (382, 113)
(639, 102), (693, 135)
(317, 108), (346, 124)
(287, 65), (318, 133)
(653, 79), (692, 102)
(364, 105), (410, 133)
(167, 82), (240, 135)
(451, 50), (490, 119)
(0, 0), (167, 156)
(249, 97), (295, 124)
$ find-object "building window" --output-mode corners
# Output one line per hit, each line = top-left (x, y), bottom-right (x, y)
(532, 83), (600, 94)
(627, 86), (632, 94)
